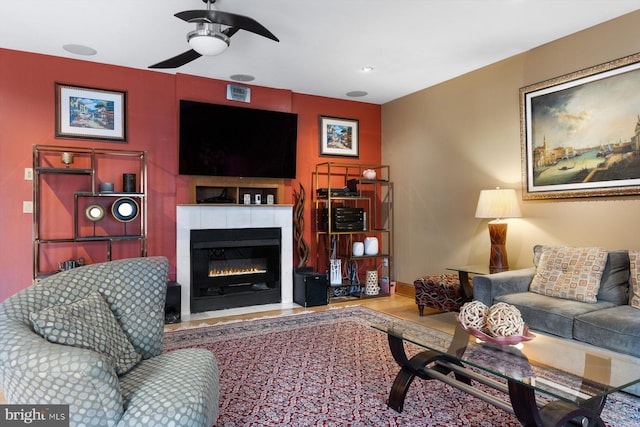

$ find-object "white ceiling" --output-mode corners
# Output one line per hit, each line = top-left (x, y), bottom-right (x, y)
(1, 1), (639, 104)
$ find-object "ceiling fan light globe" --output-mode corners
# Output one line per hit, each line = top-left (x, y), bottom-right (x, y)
(187, 28), (230, 56)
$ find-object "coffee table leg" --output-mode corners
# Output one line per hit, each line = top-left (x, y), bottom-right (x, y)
(387, 335), (470, 413)
(508, 380), (606, 427)
(387, 335), (424, 412)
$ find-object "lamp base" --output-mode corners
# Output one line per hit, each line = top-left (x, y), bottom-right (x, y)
(487, 222), (509, 273)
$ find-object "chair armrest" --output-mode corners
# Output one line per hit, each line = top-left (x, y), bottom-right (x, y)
(0, 320), (124, 425)
(472, 267), (535, 306)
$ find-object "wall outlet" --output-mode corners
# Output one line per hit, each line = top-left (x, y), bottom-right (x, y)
(382, 258), (388, 267)
(24, 168), (33, 180)
(23, 201), (33, 213)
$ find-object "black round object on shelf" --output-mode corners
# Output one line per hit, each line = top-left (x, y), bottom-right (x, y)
(111, 197), (139, 222)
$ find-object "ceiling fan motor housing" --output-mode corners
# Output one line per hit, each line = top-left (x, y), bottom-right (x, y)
(187, 22), (230, 56)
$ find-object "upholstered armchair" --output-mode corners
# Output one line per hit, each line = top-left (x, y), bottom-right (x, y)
(0, 256), (219, 427)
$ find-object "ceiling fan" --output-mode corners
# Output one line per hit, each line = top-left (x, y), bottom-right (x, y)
(149, 0), (279, 69)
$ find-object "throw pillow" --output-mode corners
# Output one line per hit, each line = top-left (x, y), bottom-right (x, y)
(30, 290), (141, 375)
(629, 251), (640, 308)
(532, 244), (545, 267)
(597, 250), (630, 304)
(534, 246), (630, 304)
(529, 246), (608, 303)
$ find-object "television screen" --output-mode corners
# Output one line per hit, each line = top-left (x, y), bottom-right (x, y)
(179, 100), (298, 179)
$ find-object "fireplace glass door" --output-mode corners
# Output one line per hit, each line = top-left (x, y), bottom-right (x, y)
(190, 228), (281, 312)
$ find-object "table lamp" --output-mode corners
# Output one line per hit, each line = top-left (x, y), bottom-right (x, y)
(475, 187), (521, 273)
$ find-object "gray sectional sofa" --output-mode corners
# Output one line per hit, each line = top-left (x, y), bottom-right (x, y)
(473, 246), (640, 360)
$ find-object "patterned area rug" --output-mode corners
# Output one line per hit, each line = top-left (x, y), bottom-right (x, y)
(163, 306), (640, 427)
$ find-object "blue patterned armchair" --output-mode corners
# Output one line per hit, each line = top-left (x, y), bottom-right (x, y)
(0, 257), (219, 427)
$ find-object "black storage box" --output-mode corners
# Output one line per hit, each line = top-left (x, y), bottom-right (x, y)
(165, 281), (181, 324)
(294, 268), (328, 307)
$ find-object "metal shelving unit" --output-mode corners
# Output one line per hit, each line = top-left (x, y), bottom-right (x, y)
(32, 144), (147, 279)
(313, 162), (393, 300)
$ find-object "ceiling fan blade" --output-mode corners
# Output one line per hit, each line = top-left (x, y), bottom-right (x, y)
(149, 49), (202, 69)
(175, 10), (279, 42)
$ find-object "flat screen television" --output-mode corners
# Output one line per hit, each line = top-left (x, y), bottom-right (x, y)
(179, 100), (298, 179)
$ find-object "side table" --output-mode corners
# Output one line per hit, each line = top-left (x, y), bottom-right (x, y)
(446, 265), (491, 299)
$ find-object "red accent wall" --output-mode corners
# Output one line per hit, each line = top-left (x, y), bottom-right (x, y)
(0, 48), (381, 301)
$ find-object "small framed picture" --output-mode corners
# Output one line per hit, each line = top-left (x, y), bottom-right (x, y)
(55, 83), (127, 142)
(319, 115), (359, 157)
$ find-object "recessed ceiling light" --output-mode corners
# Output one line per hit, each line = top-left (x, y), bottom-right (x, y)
(230, 74), (255, 82)
(361, 66), (374, 72)
(63, 44), (97, 56)
(346, 91), (368, 98)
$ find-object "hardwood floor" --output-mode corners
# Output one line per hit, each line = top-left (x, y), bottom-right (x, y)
(165, 293), (439, 331)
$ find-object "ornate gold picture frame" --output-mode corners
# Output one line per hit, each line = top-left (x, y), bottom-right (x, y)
(520, 53), (640, 200)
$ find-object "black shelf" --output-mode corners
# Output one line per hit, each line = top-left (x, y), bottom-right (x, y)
(359, 179), (389, 184)
(75, 191), (144, 197)
(36, 238), (76, 244)
(36, 167), (92, 175)
(349, 253), (390, 261)
(75, 235), (145, 242)
(329, 281), (358, 288)
(36, 235), (144, 243)
(315, 196), (371, 201)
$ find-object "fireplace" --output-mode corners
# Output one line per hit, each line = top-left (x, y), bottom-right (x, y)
(191, 228), (281, 312)
(177, 204), (294, 318)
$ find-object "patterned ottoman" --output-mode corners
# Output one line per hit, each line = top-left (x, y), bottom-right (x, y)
(414, 274), (468, 315)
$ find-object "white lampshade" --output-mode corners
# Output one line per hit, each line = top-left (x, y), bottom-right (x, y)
(475, 188), (521, 220)
(187, 23), (230, 56)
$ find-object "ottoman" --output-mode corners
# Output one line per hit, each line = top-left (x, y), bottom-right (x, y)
(414, 274), (468, 315)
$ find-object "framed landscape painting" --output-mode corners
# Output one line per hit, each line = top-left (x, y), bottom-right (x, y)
(56, 83), (127, 142)
(319, 116), (359, 157)
(520, 53), (640, 199)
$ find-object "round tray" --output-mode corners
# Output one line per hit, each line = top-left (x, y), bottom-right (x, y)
(456, 316), (536, 346)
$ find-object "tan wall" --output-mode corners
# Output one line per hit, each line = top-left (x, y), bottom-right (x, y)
(382, 10), (640, 284)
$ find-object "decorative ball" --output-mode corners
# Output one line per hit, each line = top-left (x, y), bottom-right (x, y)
(485, 302), (525, 337)
(458, 301), (489, 331)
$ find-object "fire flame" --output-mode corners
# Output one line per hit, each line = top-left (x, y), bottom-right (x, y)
(208, 267), (263, 277)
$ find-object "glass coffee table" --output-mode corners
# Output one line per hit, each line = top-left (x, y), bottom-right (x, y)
(373, 316), (640, 427)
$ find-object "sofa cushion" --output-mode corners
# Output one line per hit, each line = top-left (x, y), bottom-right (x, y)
(118, 349), (220, 426)
(529, 246), (608, 303)
(496, 292), (616, 338)
(630, 250), (640, 308)
(597, 250), (630, 304)
(30, 290), (141, 375)
(574, 306), (640, 358)
(533, 246), (629, 304)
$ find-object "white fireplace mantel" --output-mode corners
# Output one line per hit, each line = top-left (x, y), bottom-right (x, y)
(176, 204), (294, 319)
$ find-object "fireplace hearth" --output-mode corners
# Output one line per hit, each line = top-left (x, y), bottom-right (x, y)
(190, 227), (281, 312)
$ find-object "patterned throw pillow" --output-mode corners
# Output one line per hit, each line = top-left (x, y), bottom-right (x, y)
(629, 251), (640, 308)
(529, 246), (608, 303)
(30, 290), (141, 375)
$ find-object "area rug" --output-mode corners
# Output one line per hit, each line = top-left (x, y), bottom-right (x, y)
(162, 306), (640, 427)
